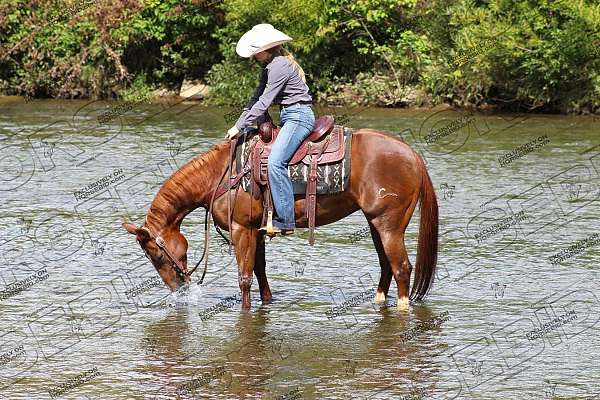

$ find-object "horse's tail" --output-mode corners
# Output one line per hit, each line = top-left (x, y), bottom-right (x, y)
(410, 156), (439, 301)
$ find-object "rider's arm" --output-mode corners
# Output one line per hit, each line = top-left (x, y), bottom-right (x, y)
(235, 59), (290, 132)
(234, 68), (267, 130)
(246, 68), (268, 109)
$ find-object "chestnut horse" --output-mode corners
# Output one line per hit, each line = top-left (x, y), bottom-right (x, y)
(122, 129), (438, 310)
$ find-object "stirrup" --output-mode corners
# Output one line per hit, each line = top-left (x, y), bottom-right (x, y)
(266, 210), (274, 235)
(258, 226), (294, 238)
(259, 226), (280, 237)
(258, 210), (278, 237)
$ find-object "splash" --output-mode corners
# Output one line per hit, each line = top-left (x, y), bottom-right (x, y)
(162, 284), (203, 307)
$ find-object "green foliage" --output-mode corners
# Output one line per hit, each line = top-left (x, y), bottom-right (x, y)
(120, 72), (153, 102)
(0, 0), (598, 113)
(441, 0), (600, 112)
(322, 71), (430, 107)
(205, 58), (260, 106)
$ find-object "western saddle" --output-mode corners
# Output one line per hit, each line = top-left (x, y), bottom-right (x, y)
(215, 115), (347, 245)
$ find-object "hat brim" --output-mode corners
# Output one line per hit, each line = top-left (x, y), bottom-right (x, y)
(236, 34), (292, 58)
(236, 39), (292, 58)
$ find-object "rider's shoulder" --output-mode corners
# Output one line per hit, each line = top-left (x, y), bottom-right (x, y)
(266, 55), (293, 71)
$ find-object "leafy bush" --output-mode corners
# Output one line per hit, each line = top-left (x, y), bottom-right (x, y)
(0, 0), (598, 113)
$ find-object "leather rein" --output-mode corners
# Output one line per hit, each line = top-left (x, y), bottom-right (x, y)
(140, 134), (254, 285)
(196, 134), (254, 283)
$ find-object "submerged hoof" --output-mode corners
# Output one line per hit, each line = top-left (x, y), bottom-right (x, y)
(396, 297), (410, 311)
(374, 291), (386, 304)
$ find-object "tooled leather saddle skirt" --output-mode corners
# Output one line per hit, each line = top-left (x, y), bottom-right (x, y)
(234, 117), (352, 196)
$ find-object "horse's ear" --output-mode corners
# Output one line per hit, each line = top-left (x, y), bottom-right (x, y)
(136, 227), (151, 242)
(122, 222), (138, 235)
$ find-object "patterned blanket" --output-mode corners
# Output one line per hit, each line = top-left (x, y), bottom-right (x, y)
(234, 126), (352, 195)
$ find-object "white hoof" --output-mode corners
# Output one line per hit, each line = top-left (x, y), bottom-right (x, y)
(397, 297), (410, 311)
(374, 291), (386, 304)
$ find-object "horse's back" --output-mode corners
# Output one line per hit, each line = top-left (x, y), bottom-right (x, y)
(349, 128), (421, 167)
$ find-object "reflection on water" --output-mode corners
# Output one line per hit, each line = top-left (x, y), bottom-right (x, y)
(0, 100), (599, 399)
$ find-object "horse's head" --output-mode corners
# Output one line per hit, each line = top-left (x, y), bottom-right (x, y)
(122, 222), (190, 291)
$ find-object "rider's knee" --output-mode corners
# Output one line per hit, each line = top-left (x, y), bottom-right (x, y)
(267, 155), (286, 170)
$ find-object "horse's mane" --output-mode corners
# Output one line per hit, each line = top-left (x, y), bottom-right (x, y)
(145, 141), (229, 228)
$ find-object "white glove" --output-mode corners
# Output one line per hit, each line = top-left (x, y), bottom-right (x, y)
(226, 125), (240, 139)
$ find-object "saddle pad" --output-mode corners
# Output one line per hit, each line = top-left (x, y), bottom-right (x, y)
(235, 126), (353, 195)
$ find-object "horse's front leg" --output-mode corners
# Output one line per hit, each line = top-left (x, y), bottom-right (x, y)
(254, 232), (272, 304)
(232, 224), (258, 310)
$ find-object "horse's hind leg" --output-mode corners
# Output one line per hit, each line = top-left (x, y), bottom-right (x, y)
(388, 234), (413, 310)
(373, 227), (412, 310)
(367, 220), (392, 304)
(253, 233), (272, 304)
(370, 204), (417, 311)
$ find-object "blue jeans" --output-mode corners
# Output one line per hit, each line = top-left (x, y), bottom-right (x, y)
(267, 103), (315, 230)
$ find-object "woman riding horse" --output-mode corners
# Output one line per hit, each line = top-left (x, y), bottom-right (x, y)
(122, 26), (439, 311)
(225, 23), (316, 236)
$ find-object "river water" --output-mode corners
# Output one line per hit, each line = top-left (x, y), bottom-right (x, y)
(0, 98), (599, 399)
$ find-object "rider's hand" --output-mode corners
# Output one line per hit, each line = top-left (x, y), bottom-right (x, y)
(226, 125), (240, 140)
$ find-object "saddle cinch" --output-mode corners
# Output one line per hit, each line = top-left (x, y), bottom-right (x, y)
(219, 115), (347, 245)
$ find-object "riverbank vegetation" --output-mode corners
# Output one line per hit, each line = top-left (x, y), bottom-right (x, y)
(1, 0), (599, 113)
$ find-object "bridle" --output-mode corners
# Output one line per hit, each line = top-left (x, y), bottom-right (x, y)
(137, 134), (251, 285)
(137, 225), (190, 282)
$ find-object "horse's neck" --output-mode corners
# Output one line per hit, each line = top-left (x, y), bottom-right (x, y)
(144, 142), (230, 233)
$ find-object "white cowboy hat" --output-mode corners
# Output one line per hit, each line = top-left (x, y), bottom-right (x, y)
(235, 24), (293, 58)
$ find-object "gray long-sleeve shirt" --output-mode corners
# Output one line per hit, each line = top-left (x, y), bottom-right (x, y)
(234, 55), (313, 131)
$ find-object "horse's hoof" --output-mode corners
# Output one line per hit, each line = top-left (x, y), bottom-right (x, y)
(374, 291), (386, 304)
(397, 297), (410, 311)
(261, 294), (272, 304)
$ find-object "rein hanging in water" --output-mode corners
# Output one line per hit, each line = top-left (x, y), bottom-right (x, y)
(194, 137), (250, 284)
(140, 138), (251, 287)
